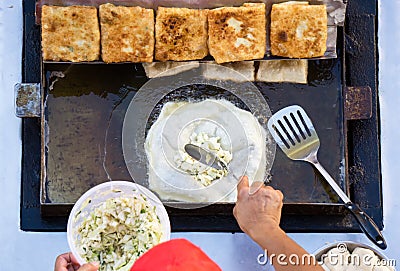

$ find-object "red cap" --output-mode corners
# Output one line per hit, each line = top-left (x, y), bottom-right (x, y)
(130, 239), (222, 271)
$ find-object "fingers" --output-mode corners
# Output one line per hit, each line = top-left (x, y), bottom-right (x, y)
(262, 187), (283, 200)
(254, 186), (284, 205)
(55, 253), (70, 271)
(249, 181), (264, 195)
(250, 181), (264, 190)
(276, 190), (284, 210)
(69, 253), (80, 265)
(55, 253), (84, 271)
(233, 205), (238, 218)
(275, 189), (284, 201)
(236, 176), (285, 203)
(78, 262), (99, 271)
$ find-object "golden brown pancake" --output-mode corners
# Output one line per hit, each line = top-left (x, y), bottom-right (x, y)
(99, 3), (154, 63)
(208, 3), (266, 64)
(41, 5), (100, 62)
(270, 3), (327, 58)
(155, 7), (208, 61)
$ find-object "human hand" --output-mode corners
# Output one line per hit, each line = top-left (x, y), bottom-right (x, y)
(54, 252), (99, 271)
(233, 176), (284, 241)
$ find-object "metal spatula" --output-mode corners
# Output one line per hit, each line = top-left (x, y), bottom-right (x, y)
(267, 105), (387, 250)
(184, 144), (244, 180)
(185, 144), (268, 195)
(184, 144), (228, 172)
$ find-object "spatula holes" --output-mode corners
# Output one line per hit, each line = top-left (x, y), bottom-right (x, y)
(277, 120), (295, 146)
(272, 124), (290, 149)
(284, 115), (300, 143)
(290, 112), (306, 139)
(297, 110), (311, 136)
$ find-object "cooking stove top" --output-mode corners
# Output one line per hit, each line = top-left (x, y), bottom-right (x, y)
(20, 0), (382, 232)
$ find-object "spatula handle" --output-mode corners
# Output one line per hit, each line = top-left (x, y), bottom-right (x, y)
(312, 161), (350, 203)
(312, 160), (387, 250)
(345, 202), (387, 250)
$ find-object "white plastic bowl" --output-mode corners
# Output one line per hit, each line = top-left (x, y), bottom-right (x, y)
(67, 181), (171, 265)
(314, 241), (389, 261)
(314, 241), (393, 271)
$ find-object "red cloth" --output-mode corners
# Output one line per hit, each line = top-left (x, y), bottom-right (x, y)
(130, 239), (222, 271)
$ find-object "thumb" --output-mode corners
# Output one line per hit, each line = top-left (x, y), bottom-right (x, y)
(237, 176), (249, 193)
(79, 262), (99, 271)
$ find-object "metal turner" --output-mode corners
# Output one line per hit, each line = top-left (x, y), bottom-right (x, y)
(184, 144), (268, 195)
(267, 105), (387, 250)
(184, 144), (239, 180)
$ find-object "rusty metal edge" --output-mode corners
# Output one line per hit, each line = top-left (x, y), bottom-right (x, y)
(344, 86), (373, 120)
(14, 83), (41, 118)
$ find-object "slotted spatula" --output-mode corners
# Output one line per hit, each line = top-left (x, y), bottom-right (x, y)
(267, 105), (387, 250)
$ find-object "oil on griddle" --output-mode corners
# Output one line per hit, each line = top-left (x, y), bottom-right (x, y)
(43, 59), (344, 205)
(44, 64), (143, 203)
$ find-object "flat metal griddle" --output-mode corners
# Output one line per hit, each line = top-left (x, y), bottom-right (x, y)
(41, 58), (343, 208)
(20, 0), (383, 232)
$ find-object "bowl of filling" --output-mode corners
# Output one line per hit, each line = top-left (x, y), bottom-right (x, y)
(67, 181), (170, 271)
(314, 241), (394, 271)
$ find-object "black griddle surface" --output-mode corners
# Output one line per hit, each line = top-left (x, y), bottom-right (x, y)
(41, 59), (344, 207)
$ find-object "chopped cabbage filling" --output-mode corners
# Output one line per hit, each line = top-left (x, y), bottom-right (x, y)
(175, 132), (232, 186)
(77, 196), (163, 271)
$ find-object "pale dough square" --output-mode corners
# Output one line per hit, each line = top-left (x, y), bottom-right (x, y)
(142, 62), (200, 78)
(202, 62), (255, 82)
(256, 60), (308, 84)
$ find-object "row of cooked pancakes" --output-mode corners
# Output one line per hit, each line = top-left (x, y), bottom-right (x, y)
(41, 2), (327, 63)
